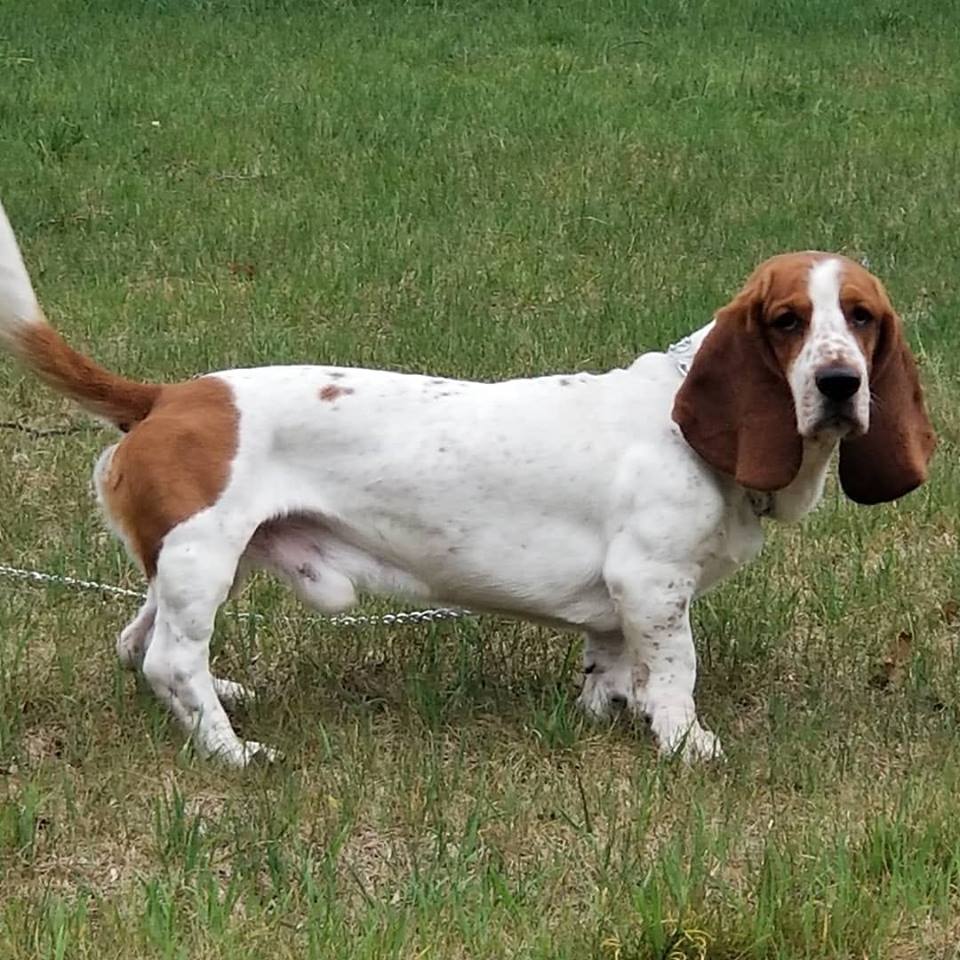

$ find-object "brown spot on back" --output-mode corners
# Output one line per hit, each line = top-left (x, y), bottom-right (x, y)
(319, 384), (354, 402)
(99, 377), (238, 577)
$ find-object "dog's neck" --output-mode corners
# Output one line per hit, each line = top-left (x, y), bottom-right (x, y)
(762, 436), (838, 522)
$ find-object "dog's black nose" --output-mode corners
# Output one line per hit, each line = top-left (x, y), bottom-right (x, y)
(815, 367), (861, 402)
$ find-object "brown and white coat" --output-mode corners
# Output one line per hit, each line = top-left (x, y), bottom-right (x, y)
(0, 201), (935, 765)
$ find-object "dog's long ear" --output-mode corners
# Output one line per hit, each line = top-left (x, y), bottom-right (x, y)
(672, 276), (802, 491)
(839, 310), (935, 504)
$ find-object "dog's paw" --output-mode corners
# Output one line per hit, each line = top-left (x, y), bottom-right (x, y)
(656, 720), (723, 763)
(116, 627), (147, 671)
(212, 677), (257, 710)
(212, 739), (280, 768)
(577, 668), (646, 720)
(242, 741), (280, 765)
(577, 675), (613, 719)
(681, 726), (723, 763)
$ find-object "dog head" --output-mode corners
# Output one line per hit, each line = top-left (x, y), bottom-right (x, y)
(672, 252), (935, 503)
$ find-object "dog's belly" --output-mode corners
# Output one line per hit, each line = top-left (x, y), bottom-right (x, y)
(242, 512), (621, 632)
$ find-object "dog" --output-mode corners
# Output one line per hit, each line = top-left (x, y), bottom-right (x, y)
(0, 200), (935, 765)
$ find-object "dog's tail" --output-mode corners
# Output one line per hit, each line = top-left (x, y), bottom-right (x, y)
(0, 200), (160, 430)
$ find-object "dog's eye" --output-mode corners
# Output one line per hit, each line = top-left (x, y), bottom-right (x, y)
(850, 306), (873, 328)
(772, 311), (802, 332)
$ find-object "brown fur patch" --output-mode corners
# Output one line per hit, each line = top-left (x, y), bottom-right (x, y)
(18, 322), (161, 430)
(319, 384), (354, 402)
(100, 377), (238, 577)
(672, 255), (814, 490)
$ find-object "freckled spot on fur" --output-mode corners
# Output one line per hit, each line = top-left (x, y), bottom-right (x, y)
(560, 378), (571, 386)
(430, 379), (446, 385)
(328, 371), (346, 380)
(319, 384), (355, 402)
(438, 446), (447, 453)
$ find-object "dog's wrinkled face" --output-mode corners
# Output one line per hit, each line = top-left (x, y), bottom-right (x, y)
(673, 251), (935, 501)
(757, 253), (888, 439)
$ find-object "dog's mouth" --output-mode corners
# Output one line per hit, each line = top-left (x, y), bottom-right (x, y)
(806, 405), (865, 440)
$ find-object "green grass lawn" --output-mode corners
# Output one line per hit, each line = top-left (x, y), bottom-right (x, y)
(1, 0), (959, 956)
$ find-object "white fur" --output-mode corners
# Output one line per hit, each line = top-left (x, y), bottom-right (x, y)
(0, 200), (41, 346)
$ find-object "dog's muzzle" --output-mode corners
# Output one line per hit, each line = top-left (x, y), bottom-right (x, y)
(811, 365), (866, 437)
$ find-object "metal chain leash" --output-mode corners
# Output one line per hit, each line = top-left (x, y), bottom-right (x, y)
(0, 563), (471, 628)
(0, 564), (145, 599)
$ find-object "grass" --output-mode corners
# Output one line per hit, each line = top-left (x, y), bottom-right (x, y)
(1, 0), (959, 956)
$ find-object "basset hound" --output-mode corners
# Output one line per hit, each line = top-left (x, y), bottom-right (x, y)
(0, 201), (935, 765)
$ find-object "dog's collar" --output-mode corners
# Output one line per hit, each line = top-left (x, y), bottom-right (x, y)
(666, 321), (715, 379)
(746, 490), (774, 517)
(666, 333), (697, 378)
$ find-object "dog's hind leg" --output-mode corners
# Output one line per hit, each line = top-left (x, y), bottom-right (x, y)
(142, 527), (274, 766)
(577, 629), (648, 719)
(116, 580), (255, 710)
(116, 584), (157, 672)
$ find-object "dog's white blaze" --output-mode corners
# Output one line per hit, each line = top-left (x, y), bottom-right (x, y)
(808, 258), (845, 340)
(788, 257), (870, 436)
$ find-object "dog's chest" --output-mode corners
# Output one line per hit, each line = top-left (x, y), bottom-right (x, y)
(694, 498), (764, 596)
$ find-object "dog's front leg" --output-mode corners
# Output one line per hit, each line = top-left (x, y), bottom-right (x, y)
(604, 558), (721, 762)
